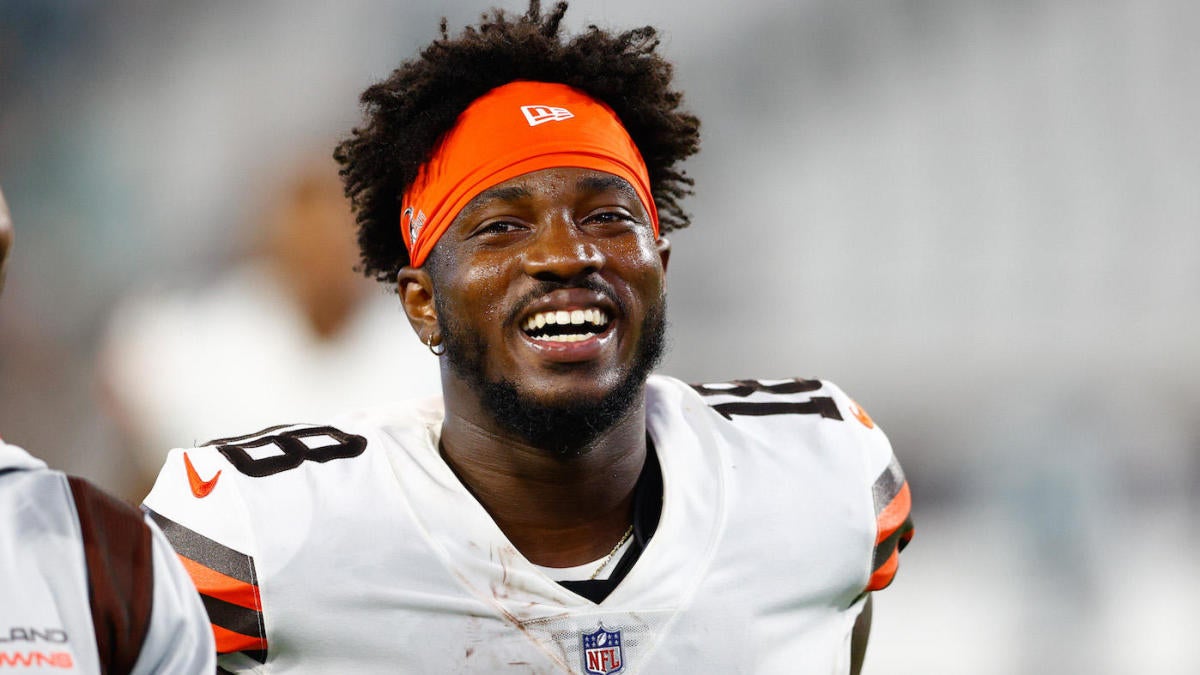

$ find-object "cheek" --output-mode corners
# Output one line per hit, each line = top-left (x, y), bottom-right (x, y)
(449, 261), (514, 325)
(614, 238), (667, 293)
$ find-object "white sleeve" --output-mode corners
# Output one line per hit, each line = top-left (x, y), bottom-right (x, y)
(129, 516), (217, 675)
(820, 381), (914, 593)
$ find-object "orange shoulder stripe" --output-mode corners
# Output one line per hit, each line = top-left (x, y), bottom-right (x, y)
(211, 624), (267, 655)
(867, 549), (900, 591)
(177, 554), (261, 611)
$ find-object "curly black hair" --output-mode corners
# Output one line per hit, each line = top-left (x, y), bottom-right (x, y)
(334, 0), (700, 283)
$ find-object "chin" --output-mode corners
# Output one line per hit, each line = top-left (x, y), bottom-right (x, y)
(480, 374), (642, 452)
(442, 293), (668, 450)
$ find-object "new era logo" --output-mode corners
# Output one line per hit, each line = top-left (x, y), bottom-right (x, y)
(521, 105), (574, 126)
(403, 206), (427, 248)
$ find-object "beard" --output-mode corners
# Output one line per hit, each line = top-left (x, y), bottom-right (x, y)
(437, 287), (668, 454)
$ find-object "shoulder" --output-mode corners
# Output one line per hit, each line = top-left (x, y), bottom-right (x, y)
(2, 440), (150, 542)
(1, 441), (212, 673)
(0, 438), (50, 481)
(651, 375), (914, 590)
(141, 406), (442, 568)
(142, 417), (377, 537)
(650, 373), (904, 510)
(141, 410), (438, 668)
(650, 374), (888, 453)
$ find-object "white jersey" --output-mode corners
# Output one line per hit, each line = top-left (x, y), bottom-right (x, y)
(0, 440), (214, 674)
(143, 375), (912, 674)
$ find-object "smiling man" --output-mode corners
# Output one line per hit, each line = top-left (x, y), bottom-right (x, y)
(143, 3), (912, 673)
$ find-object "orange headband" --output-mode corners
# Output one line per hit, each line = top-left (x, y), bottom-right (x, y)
(400, 81), (658, 267)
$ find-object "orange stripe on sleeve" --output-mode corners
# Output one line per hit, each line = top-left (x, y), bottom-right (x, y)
(867, 549), (900, 591)
(211, 624), (267, 655)
(868, 477), (913, 592)
(177, 554), (261, 611)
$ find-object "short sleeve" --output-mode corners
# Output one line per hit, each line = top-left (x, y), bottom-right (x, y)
(143, 447), (269, 672)
(822, 381), (914, 592)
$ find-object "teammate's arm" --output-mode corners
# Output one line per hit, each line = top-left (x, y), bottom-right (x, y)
(850, 594), (872, 675)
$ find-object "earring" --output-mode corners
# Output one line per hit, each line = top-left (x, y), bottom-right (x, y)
(425, 334), (446, 356)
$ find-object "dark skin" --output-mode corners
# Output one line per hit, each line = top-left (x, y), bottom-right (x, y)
(395, 166), (872, 671)
(399, 167), (669, 567)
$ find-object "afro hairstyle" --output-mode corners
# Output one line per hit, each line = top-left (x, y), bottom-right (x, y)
(334, 0), (701, 283)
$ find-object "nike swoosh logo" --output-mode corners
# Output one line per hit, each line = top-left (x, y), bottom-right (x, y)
(849, 400), (875, 430)
(184, 452), (221, 498)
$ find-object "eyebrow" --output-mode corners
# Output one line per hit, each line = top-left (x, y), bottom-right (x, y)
(471, 185), (533, 205)
(453, 185), (533, 226)
(576, 174), (638, 201)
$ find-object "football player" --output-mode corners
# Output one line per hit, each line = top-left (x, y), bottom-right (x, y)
(144, 2), (913, 673)
(0, 186), (216, 673)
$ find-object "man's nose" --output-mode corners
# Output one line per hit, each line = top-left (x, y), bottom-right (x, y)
(522, 218), (604, 282)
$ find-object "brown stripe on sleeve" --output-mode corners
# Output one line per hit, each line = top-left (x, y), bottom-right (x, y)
(145, 509), (257, 585)
(67, 477), (154, 675)
(144, 508), (267, 664)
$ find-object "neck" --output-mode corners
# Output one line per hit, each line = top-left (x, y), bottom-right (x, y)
(439, 376), (648, 568)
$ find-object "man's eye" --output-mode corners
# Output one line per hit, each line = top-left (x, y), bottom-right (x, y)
(476, 221), (525, 235)
(587, 211), (635, 225)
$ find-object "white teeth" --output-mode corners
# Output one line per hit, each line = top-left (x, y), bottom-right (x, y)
(543, 334), (591, 342)
(522, 307), (611, 334)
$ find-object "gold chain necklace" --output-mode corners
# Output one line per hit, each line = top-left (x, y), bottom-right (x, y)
(588, 524), (635, 580)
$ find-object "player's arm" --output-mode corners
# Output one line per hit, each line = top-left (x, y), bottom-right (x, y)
(850, 594), (872, 675)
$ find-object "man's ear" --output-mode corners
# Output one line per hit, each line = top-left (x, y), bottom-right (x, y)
(397, 266), (438, 343)
(656, 236), (671, 274)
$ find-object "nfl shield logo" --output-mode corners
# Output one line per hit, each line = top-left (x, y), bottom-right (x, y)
(581, 624), (625, 675)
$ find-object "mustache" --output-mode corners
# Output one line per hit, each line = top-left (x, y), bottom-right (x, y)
(507, 277), (626, 325)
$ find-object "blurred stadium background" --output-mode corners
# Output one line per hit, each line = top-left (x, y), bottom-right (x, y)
(1, 1), (1197, 672)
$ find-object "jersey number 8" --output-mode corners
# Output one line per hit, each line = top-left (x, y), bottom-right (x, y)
(209, 426), (368, 478)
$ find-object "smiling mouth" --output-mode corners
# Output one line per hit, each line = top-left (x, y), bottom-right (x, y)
(520, 307), (611, 343)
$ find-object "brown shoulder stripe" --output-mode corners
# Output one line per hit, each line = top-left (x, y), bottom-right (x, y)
(146, 509), (256, 585)
(68, 477), (154, 675)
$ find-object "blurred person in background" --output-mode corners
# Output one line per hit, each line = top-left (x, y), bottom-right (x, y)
(141, 3), (912, 672)
(99, 153), (440, 497)
(0, 186), (215, 673)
